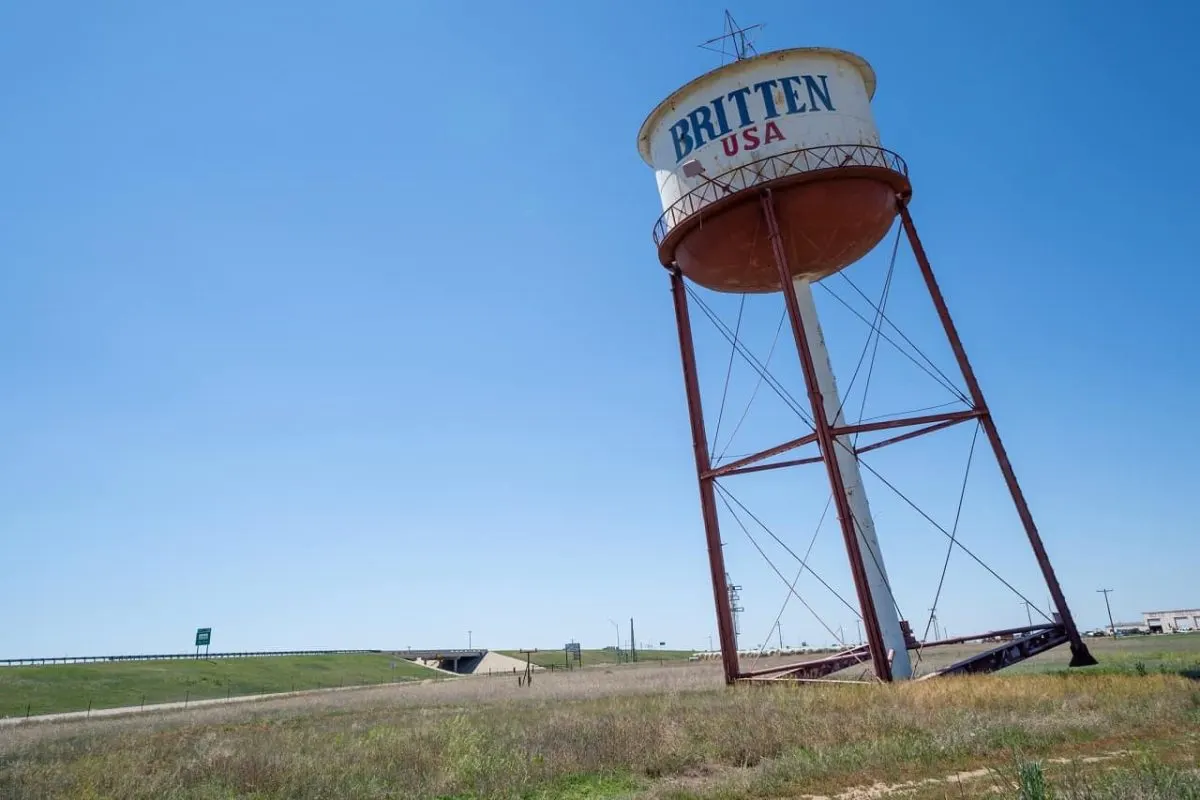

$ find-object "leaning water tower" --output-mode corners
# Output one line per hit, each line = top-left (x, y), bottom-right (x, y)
(638, 31), (1097, 684)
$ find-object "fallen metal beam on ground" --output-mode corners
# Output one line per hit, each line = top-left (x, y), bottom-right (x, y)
(739, 645), (871, 681)
(917, 627), (1070, 679)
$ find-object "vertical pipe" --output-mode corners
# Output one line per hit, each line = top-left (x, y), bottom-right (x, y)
(897, 201), (1097, 668)
(791, 276), (913, 679)
(669, 267), (742, 684)
(760, 189), (894, 682)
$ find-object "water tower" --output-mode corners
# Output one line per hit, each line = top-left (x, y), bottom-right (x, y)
(638, 32), (1096, 684)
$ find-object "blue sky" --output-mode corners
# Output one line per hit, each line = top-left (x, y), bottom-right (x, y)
(2, 1), (1197, 657)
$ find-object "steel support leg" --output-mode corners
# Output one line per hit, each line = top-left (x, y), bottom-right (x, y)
(897, 200), (1097, 668)
(668, 267), (742, 684)
(761, 189), (894, 682)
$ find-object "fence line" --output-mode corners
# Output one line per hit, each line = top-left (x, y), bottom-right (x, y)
(0, 648), (382, 666)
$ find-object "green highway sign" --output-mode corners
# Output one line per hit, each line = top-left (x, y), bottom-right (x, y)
(195, 628), (212, 647)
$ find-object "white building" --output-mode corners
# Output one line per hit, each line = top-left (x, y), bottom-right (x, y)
(1142, 609), (1200, 633)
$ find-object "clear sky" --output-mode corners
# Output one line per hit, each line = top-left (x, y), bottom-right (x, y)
(2, 1), (1197, 658)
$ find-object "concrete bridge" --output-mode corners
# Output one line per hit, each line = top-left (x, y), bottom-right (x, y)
(389, 648), (488, 674)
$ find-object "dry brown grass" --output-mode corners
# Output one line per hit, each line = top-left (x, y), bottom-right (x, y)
(0, 659), (725, 751)
(2, 660), (1198, 799)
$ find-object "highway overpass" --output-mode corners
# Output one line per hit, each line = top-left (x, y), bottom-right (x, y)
(389, 648), (488, 674)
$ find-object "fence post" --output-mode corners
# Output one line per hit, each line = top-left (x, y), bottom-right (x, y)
(87, 699), (92, 719)
(141, 694), (145, 710)
(184, 690), (189, 708)
(25, 703), (31, 719)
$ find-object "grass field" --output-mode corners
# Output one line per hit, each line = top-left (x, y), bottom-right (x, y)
(1, 664), (1197, 798)
(498, 649), (695, 669)
(2, 636), (1197, 798)
(0, 653), (442, 718)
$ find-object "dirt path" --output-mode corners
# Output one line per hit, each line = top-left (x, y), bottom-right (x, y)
(795, 751), (1133, 799)
(0, 681), (430, 727)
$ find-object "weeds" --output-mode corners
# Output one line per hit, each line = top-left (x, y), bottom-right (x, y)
(1, 671), (1196, 799)
(991, 755), (1200, 800)
(1016, 760), (1050, 800)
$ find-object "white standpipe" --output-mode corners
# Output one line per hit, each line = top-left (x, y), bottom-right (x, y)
(792, 276), (914, 680)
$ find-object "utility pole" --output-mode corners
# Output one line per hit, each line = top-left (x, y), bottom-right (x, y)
(777, 622), (784, 650)
(609, 619), (620, 660)
(1021, 600), (1034, 627)
(929, 608), (940, 641)
(468, 630), (472, 649)
(1097, 589), (1116, 636)
(630, 617), (637, 663)
(727, 572), (743, 649)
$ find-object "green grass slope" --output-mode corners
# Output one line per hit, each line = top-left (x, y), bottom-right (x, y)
(0, 653), (441, 717)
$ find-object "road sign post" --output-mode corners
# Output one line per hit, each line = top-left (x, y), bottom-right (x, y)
(565, 641), (581, 669)
(195, 628), (212, 658)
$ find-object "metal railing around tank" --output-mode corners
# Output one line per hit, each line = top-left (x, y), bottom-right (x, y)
(651, 143), (908, 246)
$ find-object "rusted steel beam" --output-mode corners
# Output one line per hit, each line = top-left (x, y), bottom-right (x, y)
(898, 201), (1096, 669)
(853, 415), (980, 456)
(915, 624), (1056, 649)
(718, 454), (825, 477)
(745, 677), (876, 685)
(704, 432), (819, 479)
(917, 627), (1070, 679)
(832, 409), (980, 438)
(740, 645), (872, 680)
(762, 188), (894, 683)
(669, 267), (742, 685)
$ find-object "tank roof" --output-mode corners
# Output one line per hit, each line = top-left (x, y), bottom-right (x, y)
(636, 46), (877, 166)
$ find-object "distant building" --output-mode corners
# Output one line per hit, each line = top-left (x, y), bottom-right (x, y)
(1142, 609), (1200, 633)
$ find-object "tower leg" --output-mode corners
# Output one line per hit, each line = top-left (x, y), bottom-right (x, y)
(761, 189), (894, 682)
(792, 277), (914, 680)
(897, 201), (1097, 668)
(668, 267), (742, 684)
